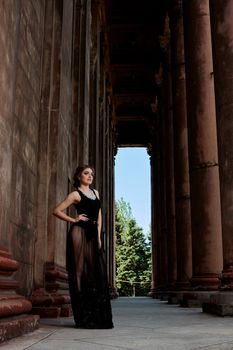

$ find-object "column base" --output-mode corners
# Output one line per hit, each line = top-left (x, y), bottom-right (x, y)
(109, 286), (119, 299)
(202, 292), (233, 316)
(31, 288), (72, 318)
(167, 291), (185, 305)
(0, 294), (32, 318)
(0, 247), (39, 343)
(148, 287), (157, 298)
(175, 280), (191, 291)
(180, 291), (218, 307)
(150, 286), (169, 300)
(220, 268), (233, 290)
(0, 314), (39, 343)
(190, 273), (221, 290)
(31, 262), (72, 318)
(152, 291), (170, 301)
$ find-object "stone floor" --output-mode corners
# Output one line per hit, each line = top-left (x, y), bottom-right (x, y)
(1, 297), (233, 350)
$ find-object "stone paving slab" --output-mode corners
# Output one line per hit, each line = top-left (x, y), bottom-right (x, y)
(1, 297), (233, 350)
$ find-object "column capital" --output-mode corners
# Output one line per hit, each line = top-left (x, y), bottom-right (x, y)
(146, 143), (153, 157)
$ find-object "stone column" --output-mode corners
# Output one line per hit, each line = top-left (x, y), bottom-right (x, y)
(0, 1), (39, 340)
(183, 0), (223, 289)
(149, 113), (163, 295)
(89, 0), (99, 169)
(105, 95), (110, 274)
(77, 0), (91, 165)
(158, 113), (169, 291)
(109, 126), (118, 298)
(72, 0), (81, 167)
(148, 144), (159, 297)
(34, 0), (54, 293)
(170, 0), (192, 290)
(210, 1), (233, 290)
(100, 74), (107, 247)
(163, 48), (177, 290)
(32, 1), (72, 318)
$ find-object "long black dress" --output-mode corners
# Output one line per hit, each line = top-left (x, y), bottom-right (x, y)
(66, 188), (113, 329)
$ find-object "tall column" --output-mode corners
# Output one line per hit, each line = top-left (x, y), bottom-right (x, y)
(32, 0), (72, 318)
(148, 144), (159, 296)
(0, 0), (39, 340)
(77, 0), (91, 165)
(89, 0), (99, 169)
(158, 113), (169, 290)
(163, 48), (177, 289)
(34, 0), (54, 292)
(150, 115), (164, 292)
(210, 0), (233, 289)
(109, 128), (118, 298)
(105, 95), (110, 275)
(183, 0), (223, 289)
(170, 0), (192, 290)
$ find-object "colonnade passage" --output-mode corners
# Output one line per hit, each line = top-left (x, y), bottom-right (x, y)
(1, 0), (233, 343)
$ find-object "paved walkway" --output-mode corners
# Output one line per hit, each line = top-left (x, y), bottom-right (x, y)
(2, 297), (233, 350)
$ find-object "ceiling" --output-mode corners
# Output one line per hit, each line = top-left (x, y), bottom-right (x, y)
(106, 0), (169, 147)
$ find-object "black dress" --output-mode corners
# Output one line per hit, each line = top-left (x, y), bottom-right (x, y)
(66, 188), (114, 329)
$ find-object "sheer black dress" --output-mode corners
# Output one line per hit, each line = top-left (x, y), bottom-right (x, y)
(66, 188), (113, 329)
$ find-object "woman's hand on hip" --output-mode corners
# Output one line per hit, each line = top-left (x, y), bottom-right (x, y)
(74, 214), (89, 223)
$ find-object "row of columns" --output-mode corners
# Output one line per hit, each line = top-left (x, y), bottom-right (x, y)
(151, 0), (233, 295)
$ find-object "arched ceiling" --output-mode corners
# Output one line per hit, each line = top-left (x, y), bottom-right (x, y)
(106, 0), (169, 147)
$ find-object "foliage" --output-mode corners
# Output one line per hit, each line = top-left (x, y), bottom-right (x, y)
(115, 198), (151, 296)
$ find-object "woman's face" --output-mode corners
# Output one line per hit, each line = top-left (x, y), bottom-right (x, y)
(79, 168), (94, 185)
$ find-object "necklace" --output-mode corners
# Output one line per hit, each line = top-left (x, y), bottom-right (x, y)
(78, 187), (96, 200)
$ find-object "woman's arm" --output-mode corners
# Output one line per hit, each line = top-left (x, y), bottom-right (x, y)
(53, 191), (85, 223)
(94, 189), (102, 248)
(97, 208), (102, 241)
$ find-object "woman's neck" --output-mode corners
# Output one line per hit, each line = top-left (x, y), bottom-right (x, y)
(79, 184), (90, 192)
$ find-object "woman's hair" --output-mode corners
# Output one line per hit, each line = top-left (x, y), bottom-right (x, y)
(73, 165), (95, 188)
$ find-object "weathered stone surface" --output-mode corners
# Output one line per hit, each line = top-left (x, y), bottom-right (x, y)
(0, 0), (20, 246)
(0, 256), (18, 271)
(0, 298), (32, 318)
(180, 291), (218, 308)
(202, 292), (233, 316)
(0, 314), (39, 343)
(0, 248), (33, 319)
(31, 307), (61, 318)
(203, 302), (233, 316)
(31, 262), (71, 318)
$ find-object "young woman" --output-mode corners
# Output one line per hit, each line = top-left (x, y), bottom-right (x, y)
(53, 165), (113, 329)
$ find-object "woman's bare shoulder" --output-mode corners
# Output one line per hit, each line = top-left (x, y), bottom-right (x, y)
(69, 190), (81, 202)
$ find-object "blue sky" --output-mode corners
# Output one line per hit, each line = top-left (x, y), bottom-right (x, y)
(115, 147), (151, 235)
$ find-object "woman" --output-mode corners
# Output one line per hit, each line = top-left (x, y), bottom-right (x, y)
(53, 165), (114, 329)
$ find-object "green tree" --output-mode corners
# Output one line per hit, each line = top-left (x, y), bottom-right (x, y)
(115, 199), (151, 296)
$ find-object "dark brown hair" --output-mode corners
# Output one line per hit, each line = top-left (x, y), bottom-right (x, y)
(73, 165), (95, 188)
